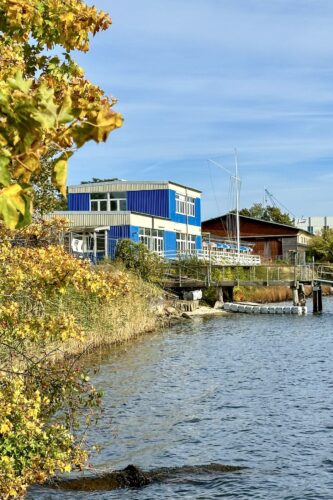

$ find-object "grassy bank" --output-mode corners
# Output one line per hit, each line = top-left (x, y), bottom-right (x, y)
(0, 223), (168, 496)
(59, 268), (163, 356)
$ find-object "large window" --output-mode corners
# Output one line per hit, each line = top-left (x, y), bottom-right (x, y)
(175, 193), (195, 217)
(139, 228), (164, 253)
(109, 192), (127, 211)
(91, 193), (108, 212)
(90, 192), (127, 212)
(176, 233), (196, 254)
(187, 197), (195, 217)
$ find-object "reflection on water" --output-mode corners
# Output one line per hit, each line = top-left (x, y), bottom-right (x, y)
(29, 299), (333, 499)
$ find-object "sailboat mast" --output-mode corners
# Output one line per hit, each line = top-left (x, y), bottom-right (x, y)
(234, 150), (240, 260)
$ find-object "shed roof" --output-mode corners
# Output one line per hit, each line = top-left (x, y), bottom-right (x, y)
(202, 213), (313, 237)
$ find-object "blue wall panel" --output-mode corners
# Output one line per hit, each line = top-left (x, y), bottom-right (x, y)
(129, 225), (140, 243)
(127, 190), (169, 218)
(195, 235), (202, 250)
(195, 198), (201, 227)
(68, 193), (90, 211)
(164, 231), (177, 258)
(169, 190), (201, 227)
(108, 225), (130, 259)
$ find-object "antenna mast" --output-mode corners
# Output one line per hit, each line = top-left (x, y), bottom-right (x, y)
(208, 152), (242, 261)
(234, 150), (241, 260)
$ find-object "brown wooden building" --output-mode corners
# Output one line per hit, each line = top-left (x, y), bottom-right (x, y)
(202, 213), (313, 263)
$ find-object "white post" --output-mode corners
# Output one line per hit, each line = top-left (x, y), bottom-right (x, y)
(69, 232), (73, 254)
(93, 232), (97, 260)
(185, 188), (189, 256)
(104, 230), (108, 259)
(235, 150), (241, 262)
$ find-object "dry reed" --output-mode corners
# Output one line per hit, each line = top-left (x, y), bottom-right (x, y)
(236, 284), (333, 303)
(56, 273), (162, 357)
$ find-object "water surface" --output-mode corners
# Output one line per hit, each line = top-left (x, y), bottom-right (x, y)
(30, 299), (333, 499)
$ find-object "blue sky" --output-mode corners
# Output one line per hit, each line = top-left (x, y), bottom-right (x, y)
(70, 0), (333, 219)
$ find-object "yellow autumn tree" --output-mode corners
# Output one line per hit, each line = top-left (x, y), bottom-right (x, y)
(0, 0), (123, 228)
(0, 2), (125, 496)
(0, 220), (131, 497)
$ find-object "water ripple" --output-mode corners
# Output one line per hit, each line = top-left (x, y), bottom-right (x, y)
(29, 298), (333, 499)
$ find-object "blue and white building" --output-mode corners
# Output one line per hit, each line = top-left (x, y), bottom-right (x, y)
(50, 180), (202, 260)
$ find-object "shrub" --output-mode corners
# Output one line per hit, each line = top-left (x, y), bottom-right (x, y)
(0, 223), (131, 496)
(115, 239), (164, 283)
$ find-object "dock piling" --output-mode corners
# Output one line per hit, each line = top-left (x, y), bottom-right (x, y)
(312, 282), (323, 313)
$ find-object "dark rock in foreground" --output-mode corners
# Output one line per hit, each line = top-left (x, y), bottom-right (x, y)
(50, 463), (246, 492)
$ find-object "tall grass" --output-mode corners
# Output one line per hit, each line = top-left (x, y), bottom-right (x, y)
(57, 271), (162, 356)
(235, 286), (292, 303)
(235, 285), (332, 303)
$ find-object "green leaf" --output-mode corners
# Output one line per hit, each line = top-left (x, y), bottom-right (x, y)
(58, 91), (74, 124)
(32, 84), (58, 128)
(72, 123), (95, 148)
(0, 157), (10, 186)
(7, 71), (32, 93)
(16, 193), (32, 228)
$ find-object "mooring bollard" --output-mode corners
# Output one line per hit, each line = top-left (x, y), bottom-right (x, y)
(313, 282), (323, 313)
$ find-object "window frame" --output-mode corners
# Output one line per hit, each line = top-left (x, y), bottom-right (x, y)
(176, 232), (196, 254)
(90, 192), (127, 212)
(175, 193), (196, 217)
(139, 228), (164, 253)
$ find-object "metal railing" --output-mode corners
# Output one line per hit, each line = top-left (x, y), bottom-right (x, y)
(316, 265), (333, 284)
(156, 248), (261, 266)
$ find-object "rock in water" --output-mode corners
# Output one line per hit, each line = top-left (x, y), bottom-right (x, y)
(51, 465), (151, 491)
(50, 463), (246, 492)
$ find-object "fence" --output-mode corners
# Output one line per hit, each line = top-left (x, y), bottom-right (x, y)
(155, 248), (261, 266)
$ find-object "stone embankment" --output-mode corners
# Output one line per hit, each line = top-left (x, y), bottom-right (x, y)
(162, 300), (227, 325)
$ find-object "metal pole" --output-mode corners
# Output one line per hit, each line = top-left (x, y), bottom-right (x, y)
(93, 232), (97, 261)
(292, 251), (299, 306)
(318, 285), (323, 312)
(185, 187), (189, 257)
(312, 282), (322, 313)
(234, 150), (240, 262)
(104, 230), (108, 259)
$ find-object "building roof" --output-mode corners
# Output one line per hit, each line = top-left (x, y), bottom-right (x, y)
(202, 213), (313, 236)
(68, 180), (201, 194)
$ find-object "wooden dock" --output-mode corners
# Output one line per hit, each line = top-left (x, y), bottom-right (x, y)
(163, 262), (333, 313)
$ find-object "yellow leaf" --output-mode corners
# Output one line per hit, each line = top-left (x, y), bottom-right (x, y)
(58, 91), (74, 124)
(52, 159), (67, 197)
(0, 184), (24, 229)
(92, 108), (123, 143)
(0, 421), (12, 434)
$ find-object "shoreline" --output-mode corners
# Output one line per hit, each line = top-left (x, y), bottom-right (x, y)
(62, 283), (333, 356)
